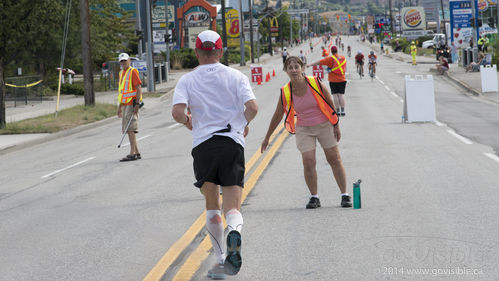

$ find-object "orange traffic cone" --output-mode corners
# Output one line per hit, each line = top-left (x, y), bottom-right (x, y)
(257, 76), (261, 85)
(265, 73), (270, 82)
(272, 69), (276, 76)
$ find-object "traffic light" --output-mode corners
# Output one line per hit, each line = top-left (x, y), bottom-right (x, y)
(478, 19), (483, 27)
(165, 33), (171, 43)
(102, 62), (108, 70)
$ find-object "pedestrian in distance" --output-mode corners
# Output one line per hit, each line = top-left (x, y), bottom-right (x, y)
(282, 47), (288, 64)
(171, 30), (258, 280)
(298, 49), (307, 64)
(308, 46), (348, 116)
(321, 46), (329, 58)
(261, 56), (351, 209)
(410, 41), (417, 65)
(309, 40), (314, 53)
(117, 53), (143, 162)
(436, 56), (449, 75)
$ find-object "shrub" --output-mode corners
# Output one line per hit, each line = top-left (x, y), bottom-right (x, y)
(60, 83), (84, 95)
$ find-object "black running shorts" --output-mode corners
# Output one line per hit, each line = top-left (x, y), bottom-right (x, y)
(329, 81), (347, 94)
(191, 135), (245, 188)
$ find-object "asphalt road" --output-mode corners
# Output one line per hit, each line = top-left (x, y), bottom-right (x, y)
(1, 36), (498, 281)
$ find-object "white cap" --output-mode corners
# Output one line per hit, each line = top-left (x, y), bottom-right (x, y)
(118, 53), (130, 61)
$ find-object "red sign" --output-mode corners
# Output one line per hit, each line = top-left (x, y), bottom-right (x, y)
(250, 65), (263, 83)
(313, 65), (324, 79)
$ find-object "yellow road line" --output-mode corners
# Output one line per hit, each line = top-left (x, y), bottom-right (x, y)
(171, 128), (289, 281)
(143, 125), (284, 281)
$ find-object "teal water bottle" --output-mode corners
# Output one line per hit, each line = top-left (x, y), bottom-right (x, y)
(353, 179), (362, 209)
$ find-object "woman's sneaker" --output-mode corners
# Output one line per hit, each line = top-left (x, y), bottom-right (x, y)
(306, 197), (321, 209)
(341, 195), (352, 207)
(207, 263), (225, 280)
(224, 230), (242, 275)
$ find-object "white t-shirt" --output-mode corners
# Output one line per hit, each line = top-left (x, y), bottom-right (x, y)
(173, 63), (256, 148)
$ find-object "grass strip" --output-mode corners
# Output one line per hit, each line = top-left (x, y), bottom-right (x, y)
(1, 103), (117, 134)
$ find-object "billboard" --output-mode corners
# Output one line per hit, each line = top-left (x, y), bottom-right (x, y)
(450, 0), (473, 47)
(401, 7), (426, 30)
(225, 9), (240, 47)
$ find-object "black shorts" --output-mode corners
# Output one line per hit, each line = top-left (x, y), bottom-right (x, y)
(191, 135), (245, 188)
(329, 81), (347, 94)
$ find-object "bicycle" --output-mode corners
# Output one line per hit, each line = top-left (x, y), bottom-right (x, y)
(368, 62), (376, 81)
(356, 62), (364, 79)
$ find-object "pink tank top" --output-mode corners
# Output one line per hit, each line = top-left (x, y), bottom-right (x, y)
(292, 86), (328, 127)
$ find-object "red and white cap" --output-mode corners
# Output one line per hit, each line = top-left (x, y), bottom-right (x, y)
(196, 30), (223, 50)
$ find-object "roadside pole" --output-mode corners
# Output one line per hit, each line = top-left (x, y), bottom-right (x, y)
(146, 0), (155, 92)
(249, 0), (254, 63)
(165, 0), (169, 82)
(238, 0), (246, 66)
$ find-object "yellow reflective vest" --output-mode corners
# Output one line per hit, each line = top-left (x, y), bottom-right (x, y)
(118, 67), (141, 105)
(280, 76), (339, 134)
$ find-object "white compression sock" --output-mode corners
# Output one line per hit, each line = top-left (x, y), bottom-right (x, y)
(225, 209), (243, 233)
(206, 210), (225, 264)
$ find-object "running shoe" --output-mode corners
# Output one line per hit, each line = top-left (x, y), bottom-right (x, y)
(224, 230), (242, 275)
(306, 197), (321, 209)
(207, 263), (225, 280)
(341, 195), (352, 208)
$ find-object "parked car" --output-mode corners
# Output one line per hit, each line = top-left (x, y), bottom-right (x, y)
(422, 40), (434, 49)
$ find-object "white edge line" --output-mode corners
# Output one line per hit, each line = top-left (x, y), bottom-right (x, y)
(167, 123), (182, 129)
(41, 157), (96, 179)
(384, 85), (390, 91)
(484, 153), (499, 163)
(435, 121), (445, 127)
(399, 98), (404, 103)
(379, 80), (385, 85)
(446, 130), (473, 144)
(121, 134), (153, 147)
(390, 91), (397, 97)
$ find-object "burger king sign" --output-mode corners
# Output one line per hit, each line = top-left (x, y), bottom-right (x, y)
(401, 7), (426, 30)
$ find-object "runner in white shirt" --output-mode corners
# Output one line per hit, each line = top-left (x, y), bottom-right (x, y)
(172, 30), (258, 280)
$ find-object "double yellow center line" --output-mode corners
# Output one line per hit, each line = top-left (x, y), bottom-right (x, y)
(143, 125), (288, 281)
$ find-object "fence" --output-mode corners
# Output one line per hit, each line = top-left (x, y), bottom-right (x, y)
(5, 75), (44, 107)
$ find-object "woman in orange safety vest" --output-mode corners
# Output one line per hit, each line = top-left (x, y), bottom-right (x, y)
(260, 56), (352, 209)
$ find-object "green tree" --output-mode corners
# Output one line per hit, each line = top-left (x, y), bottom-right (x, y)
(0, 0), (35, 128)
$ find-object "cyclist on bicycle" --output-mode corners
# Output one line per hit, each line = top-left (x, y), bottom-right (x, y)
(355, 50), (364, 77)
(347, 45), (351, 57)
(368, 51), (377, 77)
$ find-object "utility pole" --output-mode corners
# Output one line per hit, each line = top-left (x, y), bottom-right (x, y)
(440, 0), (447, 46)
(249, 0), (254, 63)
(221, 0), (229, 65)
(136, 0), (143, 60)
(146, 0), (155, 92)
(165, 0), (170, 82)
(238, 0), (246, 66)
(389, 0), (394, 38)
(268, 17), (273, 56)
(80, 0), (94, 106)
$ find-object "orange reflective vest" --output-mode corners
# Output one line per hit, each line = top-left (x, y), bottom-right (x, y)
(280, 76), (339, 134)
(330, 54), (346, 77)
(118, 67), (140, 105)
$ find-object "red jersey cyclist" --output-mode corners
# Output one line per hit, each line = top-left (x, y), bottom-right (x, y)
(355, 50), (364, 77)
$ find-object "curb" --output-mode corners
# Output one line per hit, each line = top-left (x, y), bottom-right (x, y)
(446, 73), (481, 96)
(0, 116), (118, 155)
